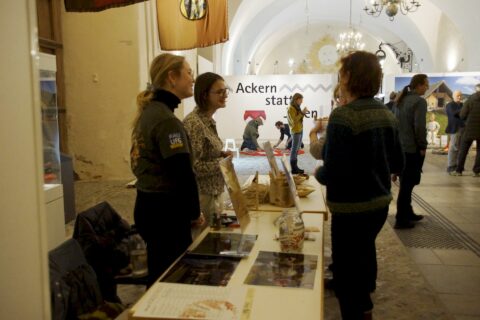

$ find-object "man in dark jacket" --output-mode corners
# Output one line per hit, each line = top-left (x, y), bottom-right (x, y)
(273, 121), (304, 149)
(273, 121), (292, 149)
(445, 90), (464, 172)
(385, 91), (397, 112)
(451, 84), (480, 177)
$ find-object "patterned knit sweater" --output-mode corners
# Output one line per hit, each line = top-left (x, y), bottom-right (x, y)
(315, 98), (404, 214)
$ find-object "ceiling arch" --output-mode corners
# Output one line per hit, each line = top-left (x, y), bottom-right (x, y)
(222, 0), (478, 75)
(251, 21), (403, 75)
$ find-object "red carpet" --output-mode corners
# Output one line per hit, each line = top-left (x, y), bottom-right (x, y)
(240, 149), (305, 156)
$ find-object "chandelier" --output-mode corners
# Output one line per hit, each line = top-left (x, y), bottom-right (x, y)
(337, 0), (365, 56)
(337, 30), (365, 56)
(364, 0), (421, 21)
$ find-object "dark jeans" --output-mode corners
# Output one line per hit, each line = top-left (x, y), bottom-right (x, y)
(290, 132), (303, 161)
(331, 206), (389, 319)
(396, 151), (425, 222)
(134, 190), (193, 287)
(456, 137), (480, 174)
(286, 138), (303, 150)
(241, 138), (257, 151)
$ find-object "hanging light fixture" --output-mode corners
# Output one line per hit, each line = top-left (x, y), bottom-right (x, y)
(337, 0), (365, 56)
(364, 0), (421, 21)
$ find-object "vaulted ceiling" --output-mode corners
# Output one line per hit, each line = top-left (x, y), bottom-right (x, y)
(222, 0), (480, 75)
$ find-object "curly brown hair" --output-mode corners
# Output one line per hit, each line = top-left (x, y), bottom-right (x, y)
(339, 51), (382, 98)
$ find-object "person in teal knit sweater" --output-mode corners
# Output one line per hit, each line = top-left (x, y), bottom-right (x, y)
(315, 51), (404, 320)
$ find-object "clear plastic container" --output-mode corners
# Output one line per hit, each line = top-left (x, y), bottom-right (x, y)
(210, 193), (225, 229)
(278, 209), (305, 252)
(128, 234), (148, 277)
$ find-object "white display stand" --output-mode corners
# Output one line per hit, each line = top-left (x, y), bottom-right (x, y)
(40, 53), (66, 250)
(43, 184), (65, 250)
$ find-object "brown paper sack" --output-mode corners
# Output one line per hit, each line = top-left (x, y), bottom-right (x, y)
(242, 172), (269, 210)
(268, 171), (294, 207)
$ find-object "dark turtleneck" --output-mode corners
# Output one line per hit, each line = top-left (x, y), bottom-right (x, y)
(152, 89), (181, 112)
(150, 88), (200, 221)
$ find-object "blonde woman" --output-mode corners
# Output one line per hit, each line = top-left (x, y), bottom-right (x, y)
(130, 53), (204, 286)
(287, 93), (308, 173)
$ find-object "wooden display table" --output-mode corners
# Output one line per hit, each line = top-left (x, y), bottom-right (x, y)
(244, 174), (328, 219)
(128, 211), (325, 320)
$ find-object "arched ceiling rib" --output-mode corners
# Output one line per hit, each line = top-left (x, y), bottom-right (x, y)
(251, 21), (402, 74)
(223, 0), (475, 74)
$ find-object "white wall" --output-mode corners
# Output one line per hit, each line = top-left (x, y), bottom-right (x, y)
(62, 5), (144, 180)
(217, 74), (334, 143)
(432, 0), (480, 71)
(0, 1), (50, 318)
(434, 14), (466, 72)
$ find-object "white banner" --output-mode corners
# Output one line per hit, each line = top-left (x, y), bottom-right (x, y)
(212, 74), (336, 143)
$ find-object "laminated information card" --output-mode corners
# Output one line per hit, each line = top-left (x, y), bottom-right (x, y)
(130, 282), (247, 320)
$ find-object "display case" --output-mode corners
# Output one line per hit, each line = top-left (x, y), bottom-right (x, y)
(40, 53), (65, 249)
(40, 52), (61, 184)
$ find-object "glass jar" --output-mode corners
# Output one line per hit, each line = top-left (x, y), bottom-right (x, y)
(128, 234), (148, 277)
(278, 209), (305, 252)
(210, 193), (225, 230)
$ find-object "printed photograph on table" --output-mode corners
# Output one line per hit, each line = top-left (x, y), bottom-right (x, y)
(161, 253), (241, 286)
(189, 233), (258, 258)
(244, 251), (318, 289)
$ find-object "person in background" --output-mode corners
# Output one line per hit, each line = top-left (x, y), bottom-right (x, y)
(426, 113), (441, 145)
(273, 121), (292, 149)
(392, 74), (429, 229)
(240, 118), (263, 151)
(385, 91), (397, 112)
(130, 53), (204, 286)
(310, 83), (346, 160)
(273, 121), (304, 150)
(287, 93), (308, 174)
(184, 72), (232, 235)
(316, 51), (404, 320)
(451, 84), (480, 177)
(445, 90), (465, 173)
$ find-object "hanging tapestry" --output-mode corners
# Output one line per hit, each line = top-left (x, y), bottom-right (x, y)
(64, 0), (148, 12)
(156, 0), (229, 50)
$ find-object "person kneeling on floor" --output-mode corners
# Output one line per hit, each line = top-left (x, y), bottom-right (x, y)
(241, 118), (263, 151)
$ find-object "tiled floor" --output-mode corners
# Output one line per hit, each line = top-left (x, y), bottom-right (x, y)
(75, 147), (480, 319)
(234, 148), (480, 319)
(397, 152), (480, 320)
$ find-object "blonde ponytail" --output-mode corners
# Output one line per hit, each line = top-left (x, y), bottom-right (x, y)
(132, 53), (185, 129)
(132, 89), (154, 129)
